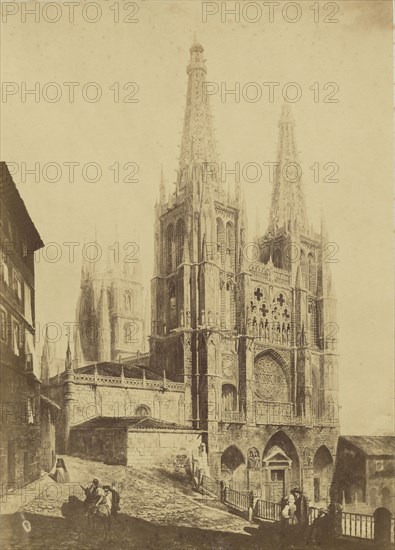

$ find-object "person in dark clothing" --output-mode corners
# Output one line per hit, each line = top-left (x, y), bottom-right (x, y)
(306, 508), (330, 546)
(291, 487), (310, 541)
(110, 482), (121, 518)
(80, 478), (103, 514)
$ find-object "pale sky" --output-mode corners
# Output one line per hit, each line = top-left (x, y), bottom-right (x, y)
(2, 1), (393, 435)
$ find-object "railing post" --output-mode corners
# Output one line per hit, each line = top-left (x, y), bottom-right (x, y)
(248, 490), (256, 522)
(328, 502), (343, 541)
(223, 481), (229, 503)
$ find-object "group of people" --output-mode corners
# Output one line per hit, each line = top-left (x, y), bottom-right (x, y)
(81, 478), (121, 520)
(280, 487), (329, 548)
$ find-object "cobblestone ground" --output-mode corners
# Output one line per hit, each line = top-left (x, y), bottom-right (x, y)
(0, 456), (378, 550)
(1, 456), (262, 550)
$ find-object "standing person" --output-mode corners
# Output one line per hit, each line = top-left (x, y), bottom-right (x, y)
(49, 458), (70, 483)
(280, 495), (298, 549)
(109, 482), (121, 519)
(292, 487), (310, 541)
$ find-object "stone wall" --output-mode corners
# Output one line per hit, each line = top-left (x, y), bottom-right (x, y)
(69, 427), (201, 468)
(366, 457), (395, 513)
(126, 430), (201, 467)
(70, 427), (128, 465)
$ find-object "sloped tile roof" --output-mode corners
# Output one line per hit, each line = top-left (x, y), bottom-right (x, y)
(340, 435), (395, 457)
(71, 415), (200, 432)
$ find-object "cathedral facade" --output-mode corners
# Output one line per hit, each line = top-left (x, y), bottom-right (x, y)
(149, 42), (339, 503)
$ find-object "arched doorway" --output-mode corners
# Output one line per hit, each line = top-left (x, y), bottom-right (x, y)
(221, 384), (237, 420)
(262, 431), (300, 503)
(313, 446), (334, 504)
(221, 445), (245, 486)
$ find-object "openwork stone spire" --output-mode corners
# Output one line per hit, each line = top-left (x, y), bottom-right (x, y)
(178, 42), (219, 190)
(268, 104), (308, 234)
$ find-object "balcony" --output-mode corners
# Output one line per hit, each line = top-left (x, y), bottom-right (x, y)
(255, 401), (304, 426)
(254, 401), (340, 427)
(312, 402), (340, 426)
(220, 410), (246, 424)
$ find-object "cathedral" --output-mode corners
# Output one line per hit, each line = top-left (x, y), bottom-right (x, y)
(46, 41), (339, 505)
(149, 41), (339, 503)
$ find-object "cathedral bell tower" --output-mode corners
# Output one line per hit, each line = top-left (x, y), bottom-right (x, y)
(257, 103), (339, 425)
(150, 42), (248, 432)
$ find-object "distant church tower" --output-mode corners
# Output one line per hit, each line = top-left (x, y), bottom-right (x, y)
(77, 239), (147, 363)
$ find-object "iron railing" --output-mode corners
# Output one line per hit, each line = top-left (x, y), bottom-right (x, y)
(225, 488), (250, 511)
(255, 500), (282, 521)
(201, 475), (222, 499)
(341, 512), (374, 540)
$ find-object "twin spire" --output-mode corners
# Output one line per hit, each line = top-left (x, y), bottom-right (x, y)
(177, 42), (219, 190)
(268, 103), (309, 235)
(163, 43), (309, 238)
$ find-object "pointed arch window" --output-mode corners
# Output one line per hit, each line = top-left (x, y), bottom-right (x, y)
(124, 323), (132, 344)
(312, 369), (320, 417)
(308, 300), (318, 347)
(175, 219), (185, 267)
(169, 281), (177, 328)
(271, 293), (291, 345)
(300, 250), (307, 288)
(273, 249), (283, 269)
(123, 290), (133, 310)
(222, 384), (237, 412)
(226, 222), (235, 270)
(308, 253), (317, 294)
(216, 218), (225, 263)
(166, 224), (175, 274)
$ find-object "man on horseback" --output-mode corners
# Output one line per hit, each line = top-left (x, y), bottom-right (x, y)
(96, 485), (113, 515)
(81, 478), (103, 516)
(94, 485), (113, 540)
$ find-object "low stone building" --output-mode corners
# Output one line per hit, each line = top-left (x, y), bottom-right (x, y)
(45, 360), (192, 454)
(69, 416), (202, 467)
(331, 435), (395, 514)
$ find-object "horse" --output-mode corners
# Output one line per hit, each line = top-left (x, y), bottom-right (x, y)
(84, 499), (112, 540)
